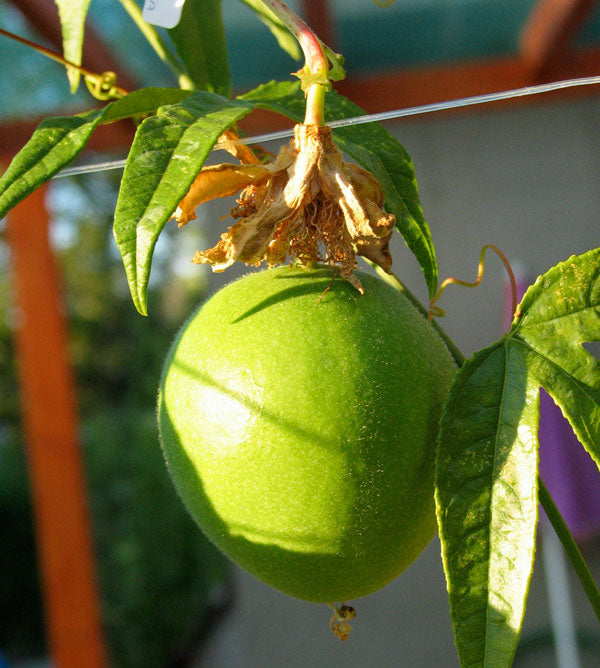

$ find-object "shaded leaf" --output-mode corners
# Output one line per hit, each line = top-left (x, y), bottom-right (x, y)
(168, 0), (231, 96)
(55, 0), (92, 92)
(0, 109), (104, 219)
(113, 92), (255, 315)
(436, 247), (600, 667)
(238, 0), (301, 61)
(101, 87), (192, 124)
(240, 80), (438, 297)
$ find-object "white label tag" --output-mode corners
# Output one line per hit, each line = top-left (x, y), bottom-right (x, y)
(142, 0), (186, 29)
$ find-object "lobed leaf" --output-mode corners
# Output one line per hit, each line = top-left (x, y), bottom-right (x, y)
(240, 81), (438, 297)
(168, 0), (231, 96)
(55, 0), (92, 92)
(437, 247), (600, 667)
(513, 248), (600, 466)
(112, 92), (255, 315)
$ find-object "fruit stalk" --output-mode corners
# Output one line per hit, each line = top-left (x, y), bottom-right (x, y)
(256, 0), (329, 125)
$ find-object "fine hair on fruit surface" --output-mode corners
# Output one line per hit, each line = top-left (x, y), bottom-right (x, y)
(158, 265), (457, 603)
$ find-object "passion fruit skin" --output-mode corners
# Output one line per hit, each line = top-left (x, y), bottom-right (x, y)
(158, 266), (456, 602)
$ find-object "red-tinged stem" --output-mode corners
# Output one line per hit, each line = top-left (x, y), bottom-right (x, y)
(257, 0), (328, 125)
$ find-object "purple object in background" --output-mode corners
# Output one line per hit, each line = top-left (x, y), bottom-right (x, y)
(539, 388), (600, 540)
(506, 273), (600, 541)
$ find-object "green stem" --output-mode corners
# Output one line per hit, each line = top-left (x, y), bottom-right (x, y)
(538, 477), (600, 624)
(368, 259), (600, 624)
(116, 0), (195, 90)
(256, 0), (328, 125)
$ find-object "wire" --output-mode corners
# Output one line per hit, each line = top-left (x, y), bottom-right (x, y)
(53, 74), (600, 180)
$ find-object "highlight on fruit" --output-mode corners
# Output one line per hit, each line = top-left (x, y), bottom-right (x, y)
(158, 266), (457, 636)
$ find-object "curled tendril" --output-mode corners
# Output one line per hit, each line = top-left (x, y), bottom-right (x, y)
(84, 71), (124, 100)
(427, 243), (518, 324)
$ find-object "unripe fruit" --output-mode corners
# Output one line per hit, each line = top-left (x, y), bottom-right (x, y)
(158, 266), (456, 602)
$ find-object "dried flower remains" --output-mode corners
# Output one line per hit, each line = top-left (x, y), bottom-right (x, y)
(173, 124), (396, 293)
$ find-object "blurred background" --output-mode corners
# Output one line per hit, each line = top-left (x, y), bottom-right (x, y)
(1, 0), (600, 666)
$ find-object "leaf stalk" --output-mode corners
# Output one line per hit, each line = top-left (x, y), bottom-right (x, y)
(538, 477), (600, 625)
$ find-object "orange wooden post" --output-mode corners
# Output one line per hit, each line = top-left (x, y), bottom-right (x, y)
(6, 184), (107, 668)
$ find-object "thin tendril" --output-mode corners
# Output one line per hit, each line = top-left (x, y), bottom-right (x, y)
(0, 27), (128, 99)
(428, 244), (517, 322)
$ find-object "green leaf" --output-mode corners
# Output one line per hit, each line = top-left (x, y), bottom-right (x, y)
(168, 0), (231, 96)
(55, 0), (92, 93)
(436, 341), (539, 668)
(436, 247), (600, 667)
(0, 89), (193, 220)
(0, 109), (104, 219)
(238, 0), (301, 61)
(239, 80), (438, 297)
(101, 87), (193, 124)
(113, 92), (255, 315)
(513, 248), (600, 466)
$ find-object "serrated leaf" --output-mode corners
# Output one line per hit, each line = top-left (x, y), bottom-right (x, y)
(238, 0), (301, 61)
(436, 341), (539, 668)
(0, 109), (104, 219)
(168, 0), (231, 96)
(513, 248), (600, 466)
(113, 92), (255, 315)
(436, 247), (600, 667)
(55, 0), (92, 93)
(239, 80), (438, 297)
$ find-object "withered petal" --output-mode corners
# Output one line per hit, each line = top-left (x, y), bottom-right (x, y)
(174, 163), (272, 227)
(193, 173), (293, 270)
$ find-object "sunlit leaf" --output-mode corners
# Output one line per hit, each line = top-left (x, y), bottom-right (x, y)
(513, 249), (600, 466)
(0, 109), (104, 219)
(55, 0), (92, 92)
(436, 341), (539, 668)
(101, 87), (192, 124)
(113, 92), (255, 315)
(0, 88), (194, 220)
(437, 247), (600, 667)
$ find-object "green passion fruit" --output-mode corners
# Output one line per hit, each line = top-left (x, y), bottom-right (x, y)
(158, 266), (456, 603)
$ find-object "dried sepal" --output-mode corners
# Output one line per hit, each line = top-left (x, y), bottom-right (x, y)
(174, 123), (397, 292)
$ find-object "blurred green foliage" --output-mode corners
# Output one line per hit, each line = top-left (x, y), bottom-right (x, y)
(0, 168), (227, 667)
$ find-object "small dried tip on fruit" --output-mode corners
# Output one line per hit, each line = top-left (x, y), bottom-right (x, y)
(172, 125), (396, 293)
(328, 603), (356, 641)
